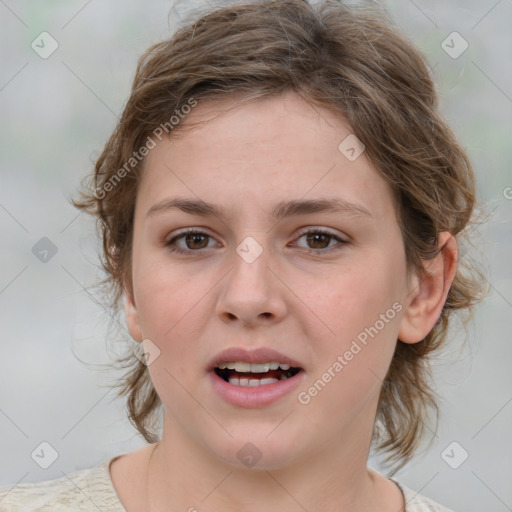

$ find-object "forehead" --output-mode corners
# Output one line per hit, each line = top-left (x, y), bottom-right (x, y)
(136, 91), (395, 223)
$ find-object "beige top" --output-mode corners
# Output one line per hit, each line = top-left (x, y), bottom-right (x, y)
(0, 457), (454, 512)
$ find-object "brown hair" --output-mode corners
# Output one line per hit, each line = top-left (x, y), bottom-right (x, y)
(72, 0), (487, 473)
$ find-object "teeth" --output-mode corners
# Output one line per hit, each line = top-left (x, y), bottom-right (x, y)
(217, 361), (292, 372)
(234, 362), (251, 372)
(228, 377), (279, 386)
(250, 362), (269, 373)
(217, 362), (235, 370)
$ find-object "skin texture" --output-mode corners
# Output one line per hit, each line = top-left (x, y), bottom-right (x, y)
(111, 90), (458, 512)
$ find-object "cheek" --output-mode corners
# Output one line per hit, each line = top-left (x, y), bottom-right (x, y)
(306, 258), (403, 388)
(132, 255), (210, 347)
(313, 263), (400, 341)
(135, 270), (211, 400)
(138, 283), (207, 340)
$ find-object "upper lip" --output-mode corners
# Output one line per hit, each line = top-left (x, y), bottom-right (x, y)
(208, 347), (304, 371)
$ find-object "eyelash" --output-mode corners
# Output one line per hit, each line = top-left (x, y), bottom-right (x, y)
(164, 228), (348, 255)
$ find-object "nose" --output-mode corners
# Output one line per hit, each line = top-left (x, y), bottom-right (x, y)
(215, 243), (287, 327)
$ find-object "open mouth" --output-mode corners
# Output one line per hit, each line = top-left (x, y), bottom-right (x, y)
(208, 357), (306, 407)
(214, 362), (302, 387)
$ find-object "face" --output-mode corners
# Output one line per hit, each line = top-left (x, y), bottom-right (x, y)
(124, 90), (417, 470)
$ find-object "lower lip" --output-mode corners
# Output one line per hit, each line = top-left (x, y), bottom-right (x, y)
(208, 369), (306, 408)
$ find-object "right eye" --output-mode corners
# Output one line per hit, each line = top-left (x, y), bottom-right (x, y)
(165, 229), (219, 254)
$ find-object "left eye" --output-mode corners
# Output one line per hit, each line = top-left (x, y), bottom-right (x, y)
(293, 229), (347, 252)
(165, 229), (347, 254)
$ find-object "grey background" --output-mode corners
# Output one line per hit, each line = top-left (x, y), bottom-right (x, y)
(0, 1), (511, 511)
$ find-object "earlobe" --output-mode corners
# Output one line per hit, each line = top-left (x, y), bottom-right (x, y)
(398, 232), (458, 344)
(123, 287), (143, 343)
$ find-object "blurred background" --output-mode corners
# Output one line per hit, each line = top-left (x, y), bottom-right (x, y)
(0, 1), (511, 510)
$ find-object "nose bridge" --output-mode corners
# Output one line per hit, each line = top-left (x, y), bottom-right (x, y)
(216, 234), (286, 322)
(230, 235), (273, 297)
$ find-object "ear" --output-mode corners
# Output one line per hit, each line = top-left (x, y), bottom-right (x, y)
(123, 285), (143, 343)
(398, 232), (458, 344)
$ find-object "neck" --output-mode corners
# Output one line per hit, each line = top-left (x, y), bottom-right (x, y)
(144, 415), (389, 512)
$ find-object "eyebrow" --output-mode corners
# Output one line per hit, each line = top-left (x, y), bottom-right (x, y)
(146, 196), (372, 221)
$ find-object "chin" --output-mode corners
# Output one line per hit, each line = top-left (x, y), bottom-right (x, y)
(210, 435), (303, 471)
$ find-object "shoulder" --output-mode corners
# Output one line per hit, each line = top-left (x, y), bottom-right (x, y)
(393, 479), (456, 512)
(369, 466), (456, 512)
(0, 458), (125, 512)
